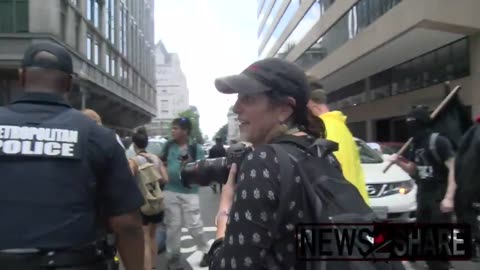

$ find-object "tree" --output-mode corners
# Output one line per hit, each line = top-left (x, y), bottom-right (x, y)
(214, 124), (228, 144)
(178, 106), (204, 144)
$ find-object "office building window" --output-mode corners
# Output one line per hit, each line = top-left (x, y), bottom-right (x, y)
(111, 56), (116, 77)
(275, 0), (335, 59)
(70, 0), (77, 6)
(258, 0), (272, 24)
(86, 33), (92, 60)
(0, 0), (29, 33)
(122, 9), (128, 56)
(93, 0), (99, 28)
(75, 15), (81, 50)
(109, 0), (115, 44)
(105, 51), (111, 73)
(258, 0), (282, 43)
(60, 0), (68, 41)
(105, 0), (110, 40)
(94, 39), (99, 65)
(334, 38), (470, 108)
(86, 0), (92, 20)
(260, 0), (300, 58)
(296, 0), (402, 70)
(119, 4), (124, 53)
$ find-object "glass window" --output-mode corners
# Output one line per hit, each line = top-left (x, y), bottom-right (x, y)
(275, 1), (325, 59)
(432, 45), (451, 83)
(258, 0), (272, 23)
(111, 56), (116, 76)
(452, 38), (469, 78)
(119, 4), (124, 53)
(0, 0), (29, 33)
(86, 0), (92, 20)
(109, 0), (115, 44)
(94, 40), (99, 65)
(60, 0), (67, 41)
(260, 0), (300, 58)
(296, 0), (402, 70)
(86, 33), (92, 60)
(94, 0), (99, 28)
(105, 0), (110, 39)
(258, 0), (283, 43)
(70, 0), (77, 6)
(105, 51), (110, 73)
(75, 15), (81, 50)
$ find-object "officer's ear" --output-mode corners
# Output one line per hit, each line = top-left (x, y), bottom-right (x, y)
(66, 74), (74, 93)
(18, 68), (25, 86)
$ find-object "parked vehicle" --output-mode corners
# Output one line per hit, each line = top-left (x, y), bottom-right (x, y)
(356, 138), (417, 222)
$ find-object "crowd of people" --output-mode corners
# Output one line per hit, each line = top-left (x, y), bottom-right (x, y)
(1, 42), (479, 270)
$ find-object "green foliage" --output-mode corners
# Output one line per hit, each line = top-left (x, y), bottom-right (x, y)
(178, 106), (204, 144)
(214, 124), (228, 144)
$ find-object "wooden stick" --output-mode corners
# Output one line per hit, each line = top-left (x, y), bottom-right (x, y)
(382, 137), (413, 173)
(382, 85), (462, 174)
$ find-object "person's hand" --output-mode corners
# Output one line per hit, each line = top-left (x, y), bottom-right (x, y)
(387, 154), (400, 164)
(440, 197), (454, 213)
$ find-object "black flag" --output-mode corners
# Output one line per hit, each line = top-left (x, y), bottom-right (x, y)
(430, 82), (473, 149)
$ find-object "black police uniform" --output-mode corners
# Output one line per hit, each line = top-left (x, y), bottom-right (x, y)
(0, 93), (144, 270)
(406, 133), (455, 270)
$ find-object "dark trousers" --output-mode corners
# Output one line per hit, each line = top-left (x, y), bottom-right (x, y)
(456, 201), (480, 258)
(417, 198), (453, 270)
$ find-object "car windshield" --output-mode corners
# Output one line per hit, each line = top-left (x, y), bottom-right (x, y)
(146, 141), (164, 156)
(381, 145), (398, 155)
(126, 140), (165, 158)
(356, 140), (384, 164)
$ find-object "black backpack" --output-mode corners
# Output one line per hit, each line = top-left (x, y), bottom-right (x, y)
(269, 135), (405, 270)
(160, 140), (197, 163)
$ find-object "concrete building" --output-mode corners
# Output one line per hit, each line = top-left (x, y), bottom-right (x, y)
(146, 41), (190, 137)
(258, 0), (480, 142)
(227, 106), (240, 144)
(0, 0), (156, 136)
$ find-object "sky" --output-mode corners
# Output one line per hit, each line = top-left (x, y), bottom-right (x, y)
(154, 0), (259, 139)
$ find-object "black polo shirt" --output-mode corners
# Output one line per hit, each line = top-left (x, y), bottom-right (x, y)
(0, 93), (144, 249)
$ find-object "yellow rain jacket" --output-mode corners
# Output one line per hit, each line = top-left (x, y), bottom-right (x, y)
(319, 111), (369, 204)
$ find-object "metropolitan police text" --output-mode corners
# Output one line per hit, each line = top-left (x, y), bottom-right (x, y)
(0, 125), (78, 157)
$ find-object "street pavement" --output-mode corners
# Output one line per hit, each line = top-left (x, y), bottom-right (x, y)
(149, 186), (479, 270)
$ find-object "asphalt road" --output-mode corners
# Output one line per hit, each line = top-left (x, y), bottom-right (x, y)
(143, 186), (480, 270)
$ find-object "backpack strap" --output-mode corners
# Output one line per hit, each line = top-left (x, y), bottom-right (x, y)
(266, 144), (296, 270)
(269, 143), (325, 270)
(160, 140), (172, 163)
(160, 141), (197, 162)
(429, 133), (442, 164)
(189, 144), (197, 161)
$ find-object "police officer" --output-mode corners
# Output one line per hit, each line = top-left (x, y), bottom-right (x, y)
(391, 105), (456, 270)
(0, 42), (145, 270)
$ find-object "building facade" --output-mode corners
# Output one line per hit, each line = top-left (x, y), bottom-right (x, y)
(0, 0), (156, 135)
(146, 41), (189, 137)
(258, 0), (480, 142)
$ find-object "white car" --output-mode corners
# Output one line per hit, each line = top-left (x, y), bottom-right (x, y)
(355, 138), (417, 222)
(125, 138), (167, 159)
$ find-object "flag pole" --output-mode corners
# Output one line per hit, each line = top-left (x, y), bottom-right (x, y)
(382, 85), (462, 174)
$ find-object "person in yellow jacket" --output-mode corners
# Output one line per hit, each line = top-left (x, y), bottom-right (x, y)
(307, 87), (370, 204)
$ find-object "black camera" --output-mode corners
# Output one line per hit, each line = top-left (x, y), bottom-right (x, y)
(180, 142), (253, 188)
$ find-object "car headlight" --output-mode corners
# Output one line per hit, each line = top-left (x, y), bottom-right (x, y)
(381, 179), (415, 196)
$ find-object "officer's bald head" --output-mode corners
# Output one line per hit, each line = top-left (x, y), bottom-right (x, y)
(19, 42), (74, 94)
(19, 52), (72, 94)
